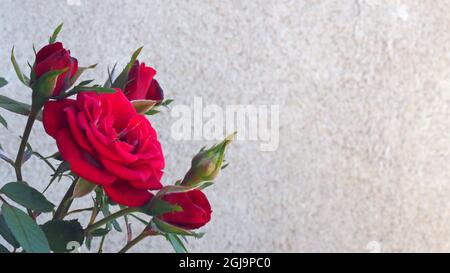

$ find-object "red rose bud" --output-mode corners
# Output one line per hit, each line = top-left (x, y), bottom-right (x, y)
(159, 189), (211, 230)
(181, 133), (235, 187)
(124, 61), (164, 101)
(32, 42), (78, 97)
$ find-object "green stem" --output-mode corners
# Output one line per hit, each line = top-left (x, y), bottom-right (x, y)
(85, 207), (138, 234)
(14, 108), (38, 219)
(53, 178), (78, 220)
(14, 108), (37, 182)
(118, 231), (154, 253)
(98, 235), (106, 253)
(67, 207), (93, 216)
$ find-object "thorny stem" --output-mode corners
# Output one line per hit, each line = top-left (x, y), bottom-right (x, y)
(88, 205), (99, 227)
(118, 230), (157, 253)
(53, 177), (79, 220)
(13, 108), (38, 219)
(66, 207), (93, 216)
(85, 207), (138, 234)
(98, 234), (107, 253)
(14, 108), (37, 182)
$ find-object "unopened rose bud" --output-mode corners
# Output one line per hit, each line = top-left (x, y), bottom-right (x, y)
(181, 133), (235, 186)
(159, 189), (212, 230)
(124, 60), (164, 101)
(32, 42), (78, 97)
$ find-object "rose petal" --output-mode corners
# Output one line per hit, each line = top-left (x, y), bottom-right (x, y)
(104, 180), (153, 207)
(125, 61), (156, 101)
(101, 90), (137, 130)
(147, 79), (164, 101)
(64, 106), (94, 153)
(100, 157), (152, 182)
(128, 168), (163, 190)
(188, 190), (212, 214)
(43, 99), (76, 138)
(35, 42), (64, 63)
(161, 190), (212, 229)
(56, 128), (116, 185)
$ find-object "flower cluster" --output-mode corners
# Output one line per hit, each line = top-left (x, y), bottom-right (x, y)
(0, 24), (233, 253)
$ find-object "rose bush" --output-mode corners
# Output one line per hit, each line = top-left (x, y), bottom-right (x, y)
(0, 24), (233, 253)
(43, 90), (165, 207)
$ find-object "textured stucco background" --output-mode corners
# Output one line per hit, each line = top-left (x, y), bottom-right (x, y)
(0, 0), (449, 252)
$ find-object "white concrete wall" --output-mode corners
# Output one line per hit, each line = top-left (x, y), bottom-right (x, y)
(0, 0), (449, 252)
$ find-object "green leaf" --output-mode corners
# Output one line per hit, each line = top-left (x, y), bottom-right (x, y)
(166, 234), (188, 253)
(0, 77), (7, 89)
(91, 228), (110, 237)
(68, 64), (97, 87)
(100, 205), (122, 232)
(129, 213), (150, 225)
(75, 86), (116, 93)
(0, 243), (9, 253)
(145, 109), (160, 116)
(0, 214), (20, 248)
(151, 218), (204, 238)
(104, 63), (117, 88)
(49, 23), (63, 44)
(1, 204), (50, 253)
(161, 99), (174, 107)
(10, 47), (29, 86)
(0, 182), (55, 213)
(0, 94), (35, 118)
(77, 79), (94, 87)
(41, 219), (84, 253)
(50, 161), (71, 183)
(32, 151), (56, 173)
(62, 86), (117, 98)
(112, 47), (143, 89)
(142, 198), (182, 216)
(0, 114), (7, 129)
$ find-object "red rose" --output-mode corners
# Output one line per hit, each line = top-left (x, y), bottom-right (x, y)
(124, 61), (164, 101)
(33, 42), (78, 96)
(160, 190), (212, 229)
(43, 90), (165, 207)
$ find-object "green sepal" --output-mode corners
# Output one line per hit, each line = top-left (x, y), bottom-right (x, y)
(48, 23), (63, 44)
(11, 47), (29, 87)
(0, 77), (7, 88)
(150, 218), (204, 238)
(68, 64), (97, 87)
(31, 68), (69, 108)
(140, 198), (182, 216)
(111, 47), (143, 89)
(0, 182), (55, 213)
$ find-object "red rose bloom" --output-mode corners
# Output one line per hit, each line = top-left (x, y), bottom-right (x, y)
(33, 42), (78, 96)
(160, 190), (212, 230)
(43, 90), (165, 207)
(124, 61), (164, 101)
